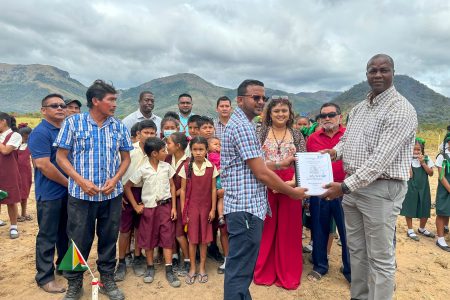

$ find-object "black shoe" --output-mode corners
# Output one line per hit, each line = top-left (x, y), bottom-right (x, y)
(172, 257), (180, 272)
(63, 277), (83, 300)
(124, 252), (133, 267)
(165, 265), (181, 288)
(99, 273), (125, 300)
(133, 255), (146, 277)
(207, 245), (224, 263)
(143, 265), (156, 283)
(114, 262), (127, 282)
(436, 241), (450, 252)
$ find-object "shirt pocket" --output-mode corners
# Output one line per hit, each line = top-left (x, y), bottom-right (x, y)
(110, 131), (122, 151)
(75, 132), (92, 152)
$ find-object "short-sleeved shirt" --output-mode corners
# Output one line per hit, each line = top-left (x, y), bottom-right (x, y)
(411, 157), (434, 169)
(129, 160), (175, 208)
(122, 142), (147, 186)
(307, 126), (347, 183)
(169, 154), (188, 170)
(28, 119), (68, 201)
(221, 107), (267, 220)
(435, 149), (450, 168)
(53, 112), (134, 201)
(122, 110), (162, 136)
(178, 112), (193, 137)
(178, 159), (219, 178)
(0, 129), (21, 149)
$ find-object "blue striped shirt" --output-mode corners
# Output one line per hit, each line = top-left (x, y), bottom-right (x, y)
(53, 112), (134, 201)
(221, 107), (268, 220)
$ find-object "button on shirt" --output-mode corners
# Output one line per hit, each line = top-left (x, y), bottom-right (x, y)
(129, 160), (175, 208)
(306, 126), (346, 183)
(122, 110), (162, 136)
(221, 107), (268, 220)
(54, 113), (134, 201)
(28, 119), (68, 201)
(334, 86), (418, 192)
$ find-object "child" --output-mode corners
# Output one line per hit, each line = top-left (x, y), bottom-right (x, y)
(187, 115), (201, 138)
(179, 136), (218, 284)
(197, 116), (215, 139)
(115, 119), (158, 281)
(125, 137), (181, 287)
(165, 132), (190, 274)
(208, 137), (225, 226)
(164, 111), (181, 123)
(400, 137), (435, 241)
(17, 124), (33, 222)
(130, 122), (140, 144)
(160, 117), (180, 140)
(435, 134), (450, 252)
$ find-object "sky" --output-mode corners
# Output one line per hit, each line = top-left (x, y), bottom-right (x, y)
(1, 0), (450, 95)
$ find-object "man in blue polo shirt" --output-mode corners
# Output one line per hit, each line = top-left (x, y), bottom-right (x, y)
(29, 93), (69, 294)
(55, 80), (132, 300)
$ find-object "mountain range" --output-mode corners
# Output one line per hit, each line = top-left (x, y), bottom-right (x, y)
(0, 63), (448, 125)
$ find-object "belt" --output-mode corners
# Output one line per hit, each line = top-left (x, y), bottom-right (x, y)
(157, 199), (171, 206)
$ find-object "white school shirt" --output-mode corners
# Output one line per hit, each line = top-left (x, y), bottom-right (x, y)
(129, 160), (175, 208)
(122, 142), (147, 186)
(435, 148), (450, 168)
(411, 157), (434, 168)
(178, 159), (219, 178)
(0, 129), (22, 149)
(170, 154), (188, 171)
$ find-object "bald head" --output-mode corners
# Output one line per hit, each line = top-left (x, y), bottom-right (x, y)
(367, 54), (395, 71)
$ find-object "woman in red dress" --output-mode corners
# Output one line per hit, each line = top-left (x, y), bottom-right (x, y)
(0, 113), (22, 239)
(253, 97), (306, 290)
(17, 124), (33, 222)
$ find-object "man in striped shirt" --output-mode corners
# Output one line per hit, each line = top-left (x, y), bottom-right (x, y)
(55, 80), (133, 300)
(322, 54), (417, 300)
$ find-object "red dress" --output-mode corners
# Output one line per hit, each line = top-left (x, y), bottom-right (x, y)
(17, 145), (32, 201)
(0, 132), (22, 204)
(183, 162), (213, 244)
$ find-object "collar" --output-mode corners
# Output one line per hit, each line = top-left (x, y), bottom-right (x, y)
(319, 125), (345, 137)
(365, 85), (396, 107)
(0, 128), (12, 137)
(178, 112), (193, 120)
(136, 109), (156, 120)
(233, 107), (254, 124)
(193, 159), (213, 172)
(143, 159), (165, 171)
(87, 112), (115, 128)
(41, 119), (60, 130)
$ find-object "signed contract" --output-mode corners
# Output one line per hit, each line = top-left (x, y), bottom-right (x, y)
(294, 152), (334, 196)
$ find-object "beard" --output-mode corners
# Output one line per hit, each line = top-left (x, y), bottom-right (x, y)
(320, 122), (338, 131)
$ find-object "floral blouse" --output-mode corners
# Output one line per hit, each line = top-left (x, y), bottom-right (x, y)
(262, 137), (296, 162)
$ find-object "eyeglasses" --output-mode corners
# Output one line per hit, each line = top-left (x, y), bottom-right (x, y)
(319, 112), (339, 119)
(271, 95), (289, 100)
(42, 104), (67, 109)
(242, 95), (269, 103)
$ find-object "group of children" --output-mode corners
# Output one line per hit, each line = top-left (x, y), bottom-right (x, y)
(114, 113), (228, 288)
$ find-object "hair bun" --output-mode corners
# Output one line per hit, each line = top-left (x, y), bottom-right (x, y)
(18, 122), (28, 129)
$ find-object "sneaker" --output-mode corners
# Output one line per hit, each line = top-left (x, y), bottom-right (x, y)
(63, 277), (83, 300)
(217, 263), (225, 274)
(165, 265), (181, 288)
(207, 245), (224, 263)
(133, 255), (146, 277)
(99, 273), (125, 300)
(114, 262), (127, 282)
(124, 253), (133, 267)
(302, 244), (313, 253)
(177, 261), (190, 276)
(9, 228), (19, 239)
(172, 257), (180, 272)
(143, 265), (156, 283)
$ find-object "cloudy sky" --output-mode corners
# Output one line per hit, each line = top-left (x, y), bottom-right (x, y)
(1, 0), (450, 95)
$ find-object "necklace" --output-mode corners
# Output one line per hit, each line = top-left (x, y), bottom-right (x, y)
(271, 126), (287, 155)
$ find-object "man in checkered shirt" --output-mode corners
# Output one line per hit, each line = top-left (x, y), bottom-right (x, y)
(322, 54), (417, 300)
(222, 79), (307, 300)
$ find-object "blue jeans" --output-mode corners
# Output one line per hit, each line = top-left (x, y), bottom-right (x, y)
(224, 212), (264, 300)
(310, 196), (350, 281)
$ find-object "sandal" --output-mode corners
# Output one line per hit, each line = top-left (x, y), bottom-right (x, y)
(307, 270), (322, 282)
(10, 228), (19, 239)
(418, 228), (435, 238)
(198, 273), (208, 283)
(185, 273), (196, 285)
(17, 216), (26, 222)
(406, 231), (419, 241)
(25, 215), (33, 221)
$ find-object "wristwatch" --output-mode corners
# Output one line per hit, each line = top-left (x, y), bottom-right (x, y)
(341, 182), (351, 194)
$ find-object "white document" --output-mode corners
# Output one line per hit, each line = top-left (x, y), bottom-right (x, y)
(294, 152), (334, 196)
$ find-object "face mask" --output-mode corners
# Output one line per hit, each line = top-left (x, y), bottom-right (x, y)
(163, 130), (176, 138)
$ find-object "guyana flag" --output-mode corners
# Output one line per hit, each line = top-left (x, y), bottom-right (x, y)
(58, 240), (89, 271)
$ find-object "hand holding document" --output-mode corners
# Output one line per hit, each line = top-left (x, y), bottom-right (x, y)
(294, 152), (334, 196)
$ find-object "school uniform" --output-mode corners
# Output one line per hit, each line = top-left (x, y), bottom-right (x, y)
(0, 129), (22, 205)
(120, 142), (146, 234)
(165, 154), (189, 237)
(400, 157), (434, 218)
(178, 159), (218, 244)
(129, 160), (176, 250)
(17, 143), (32, 201)
(435, 150), (450, 216)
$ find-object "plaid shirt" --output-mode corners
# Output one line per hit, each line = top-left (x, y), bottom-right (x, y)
(335, 86), (417, 192)
(54, 112), (134, 201)
(221, 107), (268, 220)
(214, 118), (227, 140)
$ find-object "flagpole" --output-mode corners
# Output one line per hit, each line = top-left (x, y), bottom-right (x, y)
(71, 239), (96, 280)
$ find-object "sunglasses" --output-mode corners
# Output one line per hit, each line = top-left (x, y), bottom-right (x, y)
(271, 95), (289, 100)
(42, 103), (67, 109)
(319, 112), (339, 119)
(242, 95), (269, 103)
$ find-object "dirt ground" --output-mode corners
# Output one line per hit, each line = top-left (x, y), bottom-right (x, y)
(0, 170), (449, 300)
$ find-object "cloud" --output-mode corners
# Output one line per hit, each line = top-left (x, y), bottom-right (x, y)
(0, 0), (449, 95)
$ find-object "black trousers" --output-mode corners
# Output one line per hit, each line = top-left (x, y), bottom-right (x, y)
(35, 197), (69, 286)
(224, 212), (264, 300)
(64, 194), (122, 280)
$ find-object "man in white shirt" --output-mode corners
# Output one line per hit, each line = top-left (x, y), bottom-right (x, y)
(122, 91), (162, 136)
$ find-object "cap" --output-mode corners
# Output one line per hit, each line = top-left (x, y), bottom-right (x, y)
(64, 99), (82, 107)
